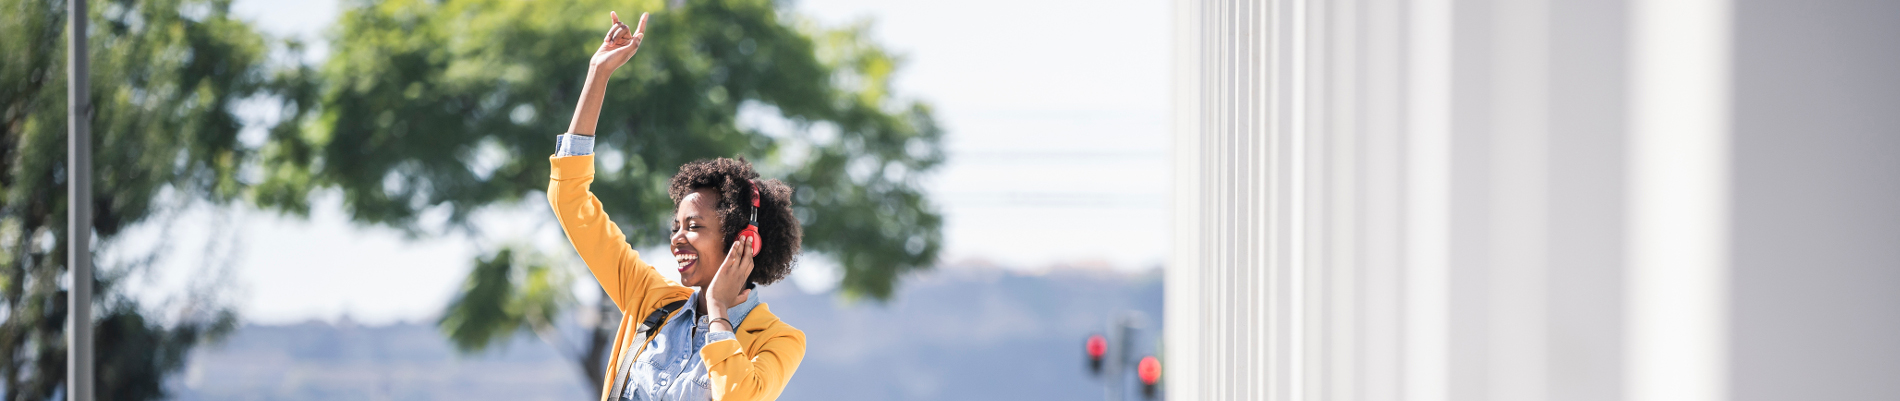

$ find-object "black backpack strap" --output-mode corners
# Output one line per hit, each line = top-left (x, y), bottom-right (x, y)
(638, 300), (688, 342)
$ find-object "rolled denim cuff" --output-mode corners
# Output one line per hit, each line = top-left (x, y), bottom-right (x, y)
(706, 329), (737, 344)
(554, 134), (595, 156)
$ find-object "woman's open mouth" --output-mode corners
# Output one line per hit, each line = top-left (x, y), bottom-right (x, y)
(674, 251), (698, 273)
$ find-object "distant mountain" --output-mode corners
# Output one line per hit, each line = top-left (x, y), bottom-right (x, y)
(169, 265), (1164, 401)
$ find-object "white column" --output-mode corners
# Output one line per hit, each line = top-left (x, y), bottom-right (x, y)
(1626, 1), (1731, 401)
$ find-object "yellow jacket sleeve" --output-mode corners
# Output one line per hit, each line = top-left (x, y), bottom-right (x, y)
(548, 154), (684, 314)
(701, 326), (806, 401)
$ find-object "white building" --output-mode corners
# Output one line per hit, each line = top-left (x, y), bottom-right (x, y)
(1166, 0), (1900, 400)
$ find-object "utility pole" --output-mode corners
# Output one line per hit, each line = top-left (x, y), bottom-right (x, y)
(67, 0), (94, 400)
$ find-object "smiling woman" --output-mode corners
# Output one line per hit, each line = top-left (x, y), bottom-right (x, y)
(667, 158), (802, 289)
(547, 11), (807, 401)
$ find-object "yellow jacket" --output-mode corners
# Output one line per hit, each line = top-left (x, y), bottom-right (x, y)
(548, 154), (806, 401)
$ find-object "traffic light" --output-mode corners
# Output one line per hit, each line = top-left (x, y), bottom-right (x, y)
(1138, 355), (1161, 398)
(1086, 333), (1107, 376)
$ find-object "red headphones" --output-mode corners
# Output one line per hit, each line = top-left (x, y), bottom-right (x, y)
(737, 179), (762, 254)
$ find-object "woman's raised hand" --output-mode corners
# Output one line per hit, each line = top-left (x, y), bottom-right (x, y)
(566, 11), (646, 136)
(590, 11), (647, 73)
(706, 236), (756, 314)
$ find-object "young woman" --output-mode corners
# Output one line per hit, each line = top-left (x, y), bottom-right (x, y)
(546, 12), (806, 401)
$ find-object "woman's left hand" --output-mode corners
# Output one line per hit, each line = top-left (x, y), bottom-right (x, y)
(706, 236), (755, 316)
(589, 11), (647, 73)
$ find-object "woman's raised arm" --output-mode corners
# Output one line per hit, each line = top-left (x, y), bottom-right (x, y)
(548, 11), (688, 315)
(566, 11), (647, 136)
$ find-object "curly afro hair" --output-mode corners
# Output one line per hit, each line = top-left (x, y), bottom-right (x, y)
(667, 157), (802, 286)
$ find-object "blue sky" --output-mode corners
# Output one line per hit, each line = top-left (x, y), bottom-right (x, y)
(108, 0), (1171, 325)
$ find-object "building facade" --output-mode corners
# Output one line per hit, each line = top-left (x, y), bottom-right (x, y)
(1167, 0), (1900, 400)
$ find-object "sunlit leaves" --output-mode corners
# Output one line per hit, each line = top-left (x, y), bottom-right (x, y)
(439, 247), (573, 353)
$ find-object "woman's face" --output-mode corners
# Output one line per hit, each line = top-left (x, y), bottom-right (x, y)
(670, 188), (726, 288)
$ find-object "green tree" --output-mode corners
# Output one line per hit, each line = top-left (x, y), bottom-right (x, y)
(268, 0), (945, 390)
(1, 0), (269, 399)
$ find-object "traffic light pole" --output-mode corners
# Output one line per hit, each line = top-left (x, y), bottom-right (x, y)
(1089, 313), (1160, 399)
(67, 0), (95, 400)
(1100, 312), (1150, 401)
(1106, 315), (1134, 401)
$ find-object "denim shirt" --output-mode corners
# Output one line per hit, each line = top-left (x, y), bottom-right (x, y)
(614, 289), (760, 401)
(560, 134), (764, 400)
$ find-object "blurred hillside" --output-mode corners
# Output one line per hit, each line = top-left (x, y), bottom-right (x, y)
(167, 265), (1163, 400)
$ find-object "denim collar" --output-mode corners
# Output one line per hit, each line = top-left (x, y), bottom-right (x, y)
(685, 287), (762, 328)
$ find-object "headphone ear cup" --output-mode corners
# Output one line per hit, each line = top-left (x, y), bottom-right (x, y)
(740, 226), (762, 254)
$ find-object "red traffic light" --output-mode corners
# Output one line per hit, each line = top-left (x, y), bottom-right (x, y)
(1086, 334), (1107, 359)
(1138, 355), (1162, 385)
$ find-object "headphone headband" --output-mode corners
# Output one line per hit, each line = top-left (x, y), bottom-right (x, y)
(740, 179), (763, 286)
(748, 179), (760, 226)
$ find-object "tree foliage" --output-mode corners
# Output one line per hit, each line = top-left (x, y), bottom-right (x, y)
(1, 0), (261, 399)
(436, 246), (594, 384)
(438, 247), (570, 354)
